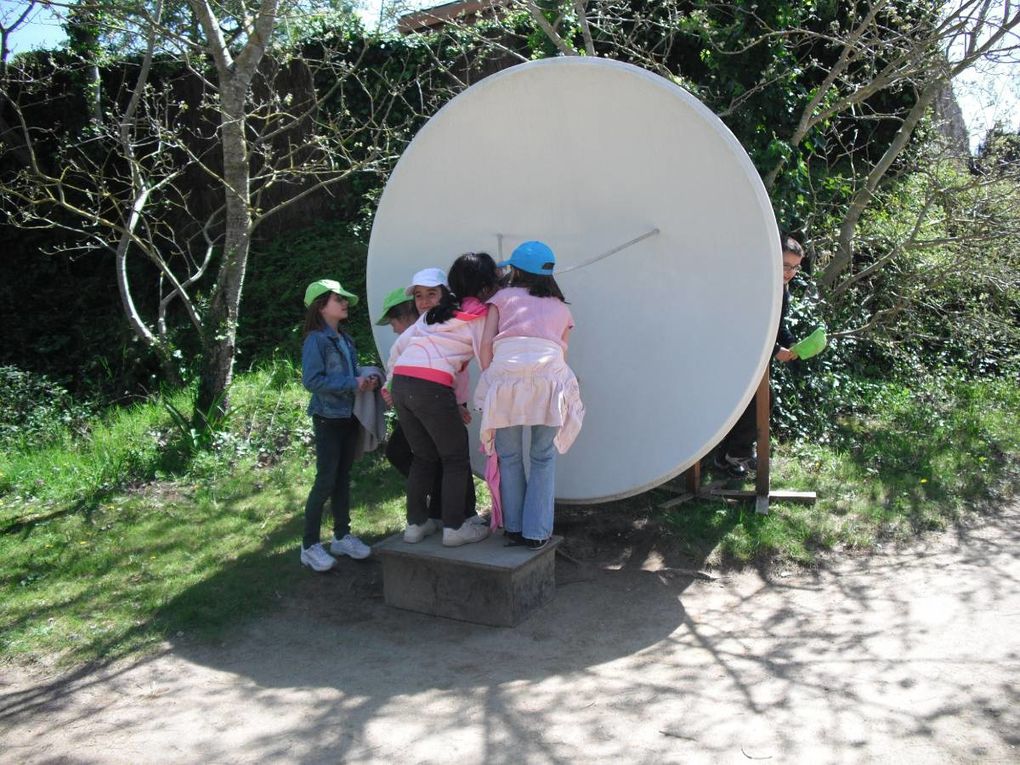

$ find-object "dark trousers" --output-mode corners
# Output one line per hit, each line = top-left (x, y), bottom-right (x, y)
(719, 375), (776, 459)
(386, 422), (475, 521)
(303, 415), (358, 548)
(720, 397), (757, 459)
(391, 375), (473, 529)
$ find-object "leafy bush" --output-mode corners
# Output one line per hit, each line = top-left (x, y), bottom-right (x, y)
(765, 275), (876, 442)
(202, 358), (311, 470)
(0, 365), (313, 504)
(0, 365), (94, 451)
(0, 395), (165, 502)
(821, 161), (1020, 383)
(771, 154), (1020, 444)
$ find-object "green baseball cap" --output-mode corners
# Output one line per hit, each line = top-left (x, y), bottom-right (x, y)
(375, 286), (415, 325)
(304, 279), (359, 308)
(791, 326), (827, 360)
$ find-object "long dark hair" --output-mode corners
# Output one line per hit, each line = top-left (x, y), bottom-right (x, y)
(422, 284), (453, 324)
(303, 292), (350, 337)
(303, 293), (330, 337)
(504, 266), (567, 302)
(426, 252), (499, 324)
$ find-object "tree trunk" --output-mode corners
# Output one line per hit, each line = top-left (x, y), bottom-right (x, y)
(188, 0), (276, 424)
(194, 86), (252, 422)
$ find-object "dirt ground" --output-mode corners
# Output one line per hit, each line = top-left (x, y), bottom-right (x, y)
(2, 501), (1018, 764)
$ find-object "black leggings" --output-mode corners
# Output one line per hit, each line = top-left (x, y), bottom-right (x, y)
(303, 415), (358, 548)
(391, 375), (473, 529)
(386, 421), (475, 521)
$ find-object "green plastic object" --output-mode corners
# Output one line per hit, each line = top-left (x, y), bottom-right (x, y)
(792, 326), (827, 360)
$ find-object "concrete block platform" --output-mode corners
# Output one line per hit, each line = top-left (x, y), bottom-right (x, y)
(375, 531), (562, 627)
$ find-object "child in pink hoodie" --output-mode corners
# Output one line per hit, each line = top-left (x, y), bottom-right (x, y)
(387, 252), (498, 548)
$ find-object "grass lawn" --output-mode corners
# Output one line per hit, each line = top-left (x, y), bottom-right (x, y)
(657, 376), (1019, 565)
(1, 451), (411, 665)
(1, 372), (1016, 665)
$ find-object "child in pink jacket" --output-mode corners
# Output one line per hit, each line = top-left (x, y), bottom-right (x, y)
(387, 253), (498, 548)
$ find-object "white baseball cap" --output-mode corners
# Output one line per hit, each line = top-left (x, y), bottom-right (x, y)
(404, 267), (449, 296)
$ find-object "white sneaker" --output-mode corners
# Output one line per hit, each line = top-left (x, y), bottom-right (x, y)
(300, 543), (336, 572)
(403, 518), (441, 543)
(442, 521), (490, 547)
(330, 533), (372, 559)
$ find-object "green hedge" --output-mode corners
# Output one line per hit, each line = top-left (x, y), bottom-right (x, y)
(238, 221), (378, 369)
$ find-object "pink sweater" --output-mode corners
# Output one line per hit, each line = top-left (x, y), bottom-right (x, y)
(386, 304), (487, 397)
(487, 287), (573, 350)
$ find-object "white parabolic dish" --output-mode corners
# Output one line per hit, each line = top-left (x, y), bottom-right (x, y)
(368, 57), (782, 503)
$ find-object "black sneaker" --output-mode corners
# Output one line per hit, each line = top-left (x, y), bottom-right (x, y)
(525, 537), (550, 551)
(504, 530), (525, 547)
(721, 452), (749, 477)
(712, 450), (728, 470)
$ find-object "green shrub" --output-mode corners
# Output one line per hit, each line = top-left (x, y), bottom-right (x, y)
(0, 365), (94, 451)
(208, 358), (311, 469)
(767, 278), (881, 443)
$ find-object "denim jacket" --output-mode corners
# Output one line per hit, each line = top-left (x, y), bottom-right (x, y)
(302, 326), (360, 418)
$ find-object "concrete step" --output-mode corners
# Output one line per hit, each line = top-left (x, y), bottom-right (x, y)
(375, 530), (562, 627)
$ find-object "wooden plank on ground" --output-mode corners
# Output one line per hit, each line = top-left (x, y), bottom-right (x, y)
(711, 489), (817, 504)
(658, 493), (695, 510)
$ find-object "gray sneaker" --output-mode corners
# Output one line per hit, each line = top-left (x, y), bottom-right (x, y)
(330, 534), (372, 559)
(403, 518), (441, 543)
(300, 543), (336, 572)
(442, 521), (490, 547)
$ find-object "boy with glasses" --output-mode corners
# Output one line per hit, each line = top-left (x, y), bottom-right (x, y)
(714, 234), (805, 477)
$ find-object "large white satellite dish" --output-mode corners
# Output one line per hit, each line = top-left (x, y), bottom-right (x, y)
(368, 57), (781, 504)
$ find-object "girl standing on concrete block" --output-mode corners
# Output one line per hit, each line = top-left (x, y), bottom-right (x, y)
(386, 254), (498, 547)
(475, 241), (584, 550)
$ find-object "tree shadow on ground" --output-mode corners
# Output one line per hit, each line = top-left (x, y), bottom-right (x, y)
(0, 479), (737, 754)
(2, 490), (1017, 763)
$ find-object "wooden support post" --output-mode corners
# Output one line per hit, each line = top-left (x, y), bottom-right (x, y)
(708, 366), (817, 511)
(662, 364), (818, 512)
(657, 460), (708, 509)
(754, 368), (771, 514)
(686, 458), (701, 495)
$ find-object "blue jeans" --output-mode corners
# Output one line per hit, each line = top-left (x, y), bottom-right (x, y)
(495, 425), (557, 541)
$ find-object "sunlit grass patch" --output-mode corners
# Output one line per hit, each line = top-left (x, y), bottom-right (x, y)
(0, 452), (408, 665)
(659, 376), (1018, 565)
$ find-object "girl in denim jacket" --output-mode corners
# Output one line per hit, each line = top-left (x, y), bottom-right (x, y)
(299, 279), (377, 572)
